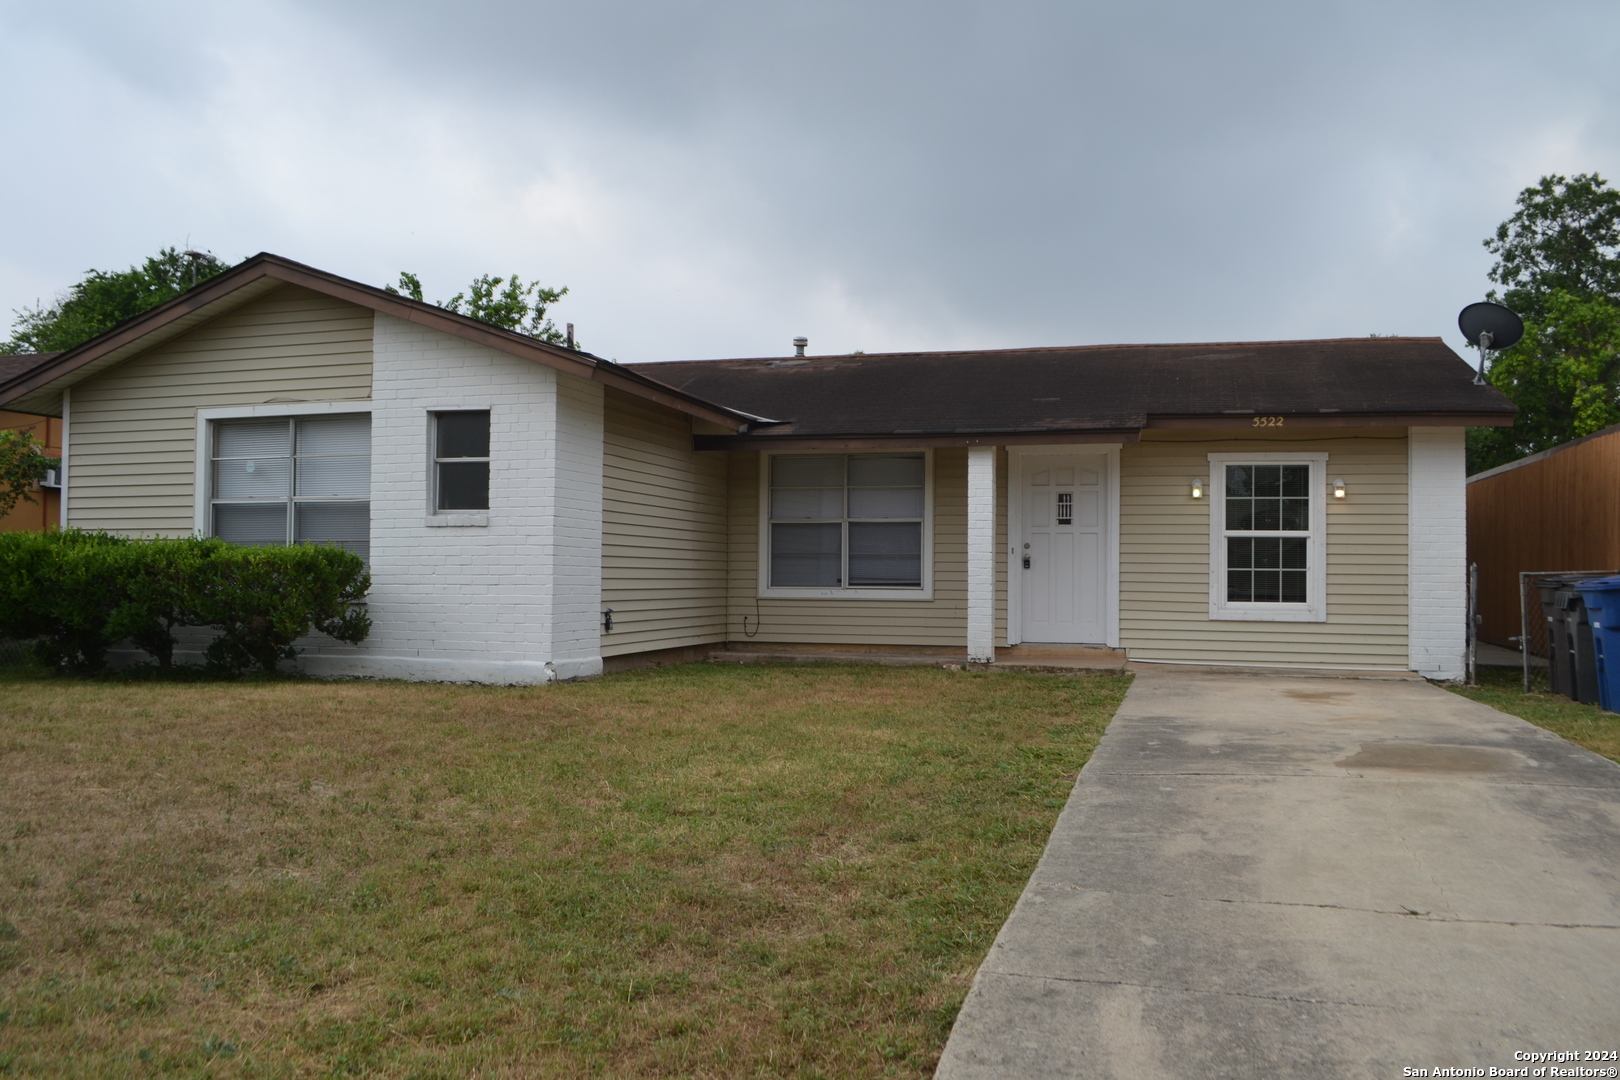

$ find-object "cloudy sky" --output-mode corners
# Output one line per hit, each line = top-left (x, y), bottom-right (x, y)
(2, 1), (1617, 363)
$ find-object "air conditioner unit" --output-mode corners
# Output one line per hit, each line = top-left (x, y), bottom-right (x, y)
(39, 469), (60, 489)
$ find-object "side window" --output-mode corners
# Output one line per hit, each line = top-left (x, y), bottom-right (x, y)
(433, 411), (491, 512)
(211, 414), (370, 560)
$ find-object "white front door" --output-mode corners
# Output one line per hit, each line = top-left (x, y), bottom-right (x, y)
(1019, 453), (1106, 643)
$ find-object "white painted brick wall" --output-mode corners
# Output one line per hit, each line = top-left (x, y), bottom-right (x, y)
(300, 314), (604, 683)
(967, 446), (997, 663)
(1408, 426), (1467, 680)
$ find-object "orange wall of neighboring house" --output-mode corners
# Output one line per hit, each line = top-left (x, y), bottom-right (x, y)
(0, 409), (61, 533)
(1467, 425), (1620, 647)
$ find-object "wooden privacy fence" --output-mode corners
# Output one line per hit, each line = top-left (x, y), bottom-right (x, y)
(1467, 423), (1620, 650)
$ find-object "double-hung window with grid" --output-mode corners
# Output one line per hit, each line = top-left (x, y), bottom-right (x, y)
(211, 414), (371, 560)
(1208, 454), (1326, 622)
(767, 453), (927, 592)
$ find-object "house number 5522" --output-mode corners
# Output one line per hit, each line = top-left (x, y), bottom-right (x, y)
(1251, 415), (1285, 427)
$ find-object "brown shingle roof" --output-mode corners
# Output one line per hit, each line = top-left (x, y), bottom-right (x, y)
(0, 353), (61, 387)
(630, 337), (1515, 445)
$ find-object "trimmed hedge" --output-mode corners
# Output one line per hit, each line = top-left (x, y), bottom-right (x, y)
(0, 531), (371, 675)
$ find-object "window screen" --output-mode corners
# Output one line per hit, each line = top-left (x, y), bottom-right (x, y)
(1224, 464), (1308, 604)
(212, 414), (370, 560)
(768, 454), (925, 589)
(434, 411), (491, 511)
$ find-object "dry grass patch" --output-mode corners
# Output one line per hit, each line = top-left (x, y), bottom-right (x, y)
(1448, 664), (1620, 764)
(0, 662), (1129, 1077)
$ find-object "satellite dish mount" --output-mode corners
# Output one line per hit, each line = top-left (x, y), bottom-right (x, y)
(1457, 301), (1524, 386)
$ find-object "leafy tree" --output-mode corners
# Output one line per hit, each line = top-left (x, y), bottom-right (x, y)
(1470, 174), (1620, 473)
(1485, 174), (1620, 322)
(3, 247), (232, 354)
(0, 430), (57, 516)
(385, 271), (575, 347)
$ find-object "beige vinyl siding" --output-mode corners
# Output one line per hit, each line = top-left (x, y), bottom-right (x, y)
(726, 447), (1000, 649)
(1119, 431), (1408, 667)
(600, 388), (728, 656)
(67, 285), (373, 536)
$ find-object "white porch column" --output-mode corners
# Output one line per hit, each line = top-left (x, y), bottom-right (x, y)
(1409, 426), (1467, 680)
(967, 445), (998, 664)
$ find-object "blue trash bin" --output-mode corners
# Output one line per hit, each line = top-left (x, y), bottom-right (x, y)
(1574, 576), (1620, 712)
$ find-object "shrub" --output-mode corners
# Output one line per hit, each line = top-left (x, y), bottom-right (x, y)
(195, 544), (371, 676)
(0, 530), (133, 672)
(0, 531), (370, 676)
(106, 536), (232, 671)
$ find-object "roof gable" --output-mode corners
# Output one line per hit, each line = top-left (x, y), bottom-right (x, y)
(0, 254), (747, 429)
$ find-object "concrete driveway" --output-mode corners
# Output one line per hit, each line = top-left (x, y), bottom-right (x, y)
(937, 669), (1620, 1079)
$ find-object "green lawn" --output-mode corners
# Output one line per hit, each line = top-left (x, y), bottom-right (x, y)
(0, 662), (1129, 1078)
(1447, 665), (1620, 764)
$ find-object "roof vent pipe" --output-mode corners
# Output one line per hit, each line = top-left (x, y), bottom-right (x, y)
(793, 336), (807, 357)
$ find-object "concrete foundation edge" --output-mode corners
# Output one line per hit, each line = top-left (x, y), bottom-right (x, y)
(105, 646), (603, 684)
(297, 654), (602, 684)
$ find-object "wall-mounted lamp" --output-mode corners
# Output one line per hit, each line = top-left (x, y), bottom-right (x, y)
(1190, 478), (1206, 500)
(602, 607), (615, 632)
(1332, 478), (1347, 500)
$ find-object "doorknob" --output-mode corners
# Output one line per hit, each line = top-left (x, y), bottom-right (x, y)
(1022, 556), (1031, 569)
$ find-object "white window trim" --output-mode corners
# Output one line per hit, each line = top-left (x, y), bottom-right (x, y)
(1207, 451), (1328, 623)
(1006, 444), (1122, 648)
(192, 401), (373, 537)
(757, 449), (935, 600)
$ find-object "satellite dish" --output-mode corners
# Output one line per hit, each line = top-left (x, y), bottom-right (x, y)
(1459, 302), (1523, 350)
(1457, 301), (1523, 384)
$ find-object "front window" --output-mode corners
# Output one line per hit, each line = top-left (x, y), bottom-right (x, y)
(768, 453), (925, 590)
(1224, 464), (1309, 603)
(1208, 454), (1325, 621)
(211, 414), (371, 560)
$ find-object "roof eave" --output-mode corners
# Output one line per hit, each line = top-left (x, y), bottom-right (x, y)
(692, 408), (1518, 451)
(693, 427), (1145, 451)
(1143, 410), (1517, 430)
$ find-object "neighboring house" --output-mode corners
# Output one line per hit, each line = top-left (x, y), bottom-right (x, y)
(1467, 423), (1620, 648)
(0, 353), (63, 533)
(0, 253), (1515, 681)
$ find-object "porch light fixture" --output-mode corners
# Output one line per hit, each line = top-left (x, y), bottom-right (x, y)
(1190, 478), (1205, 500)
(1332, 478), (1346, 500)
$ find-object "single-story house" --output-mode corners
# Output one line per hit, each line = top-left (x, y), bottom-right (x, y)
(0, 253), (1515, 681)
(1468, 422), (1620, 649)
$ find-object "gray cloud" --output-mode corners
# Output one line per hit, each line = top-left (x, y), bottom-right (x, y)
(2, 0), (1617, 363)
